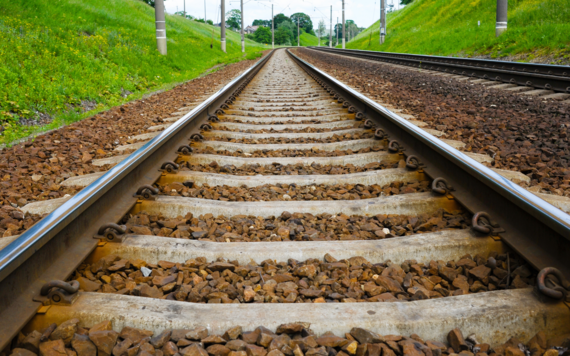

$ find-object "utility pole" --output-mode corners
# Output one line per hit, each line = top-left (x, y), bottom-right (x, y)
(240, 0), (244, 52)
(271, 4), (274, 48)
(154, 0), (167, 55)
(342, 0), (345, 48)
(329, 6), (332, 48)
(184, 0), (186, 18)
(496, 0), (507, 37)
(297, 17), (300, 47)
(221, 0), (226, 52)
(380, 0), (386, 44)
(204, 0), (207, 22)
(318, 25), (320, 46)
(336, 17), (339, 46)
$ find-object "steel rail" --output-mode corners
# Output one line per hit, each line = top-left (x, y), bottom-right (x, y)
(308, 47), (570, 93)
(287, 49), (570, 277)
(0, 50), (274, 349)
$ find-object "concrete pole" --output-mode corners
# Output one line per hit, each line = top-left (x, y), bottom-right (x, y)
(204, 0), (207, 22)
(272, 4), (274, 48)
(184, 0), (186, 18)
(329, 6), (332, 48)
(318, 26), (320, 46)
(221, 0), (226, 52)
(240, 0), (244, 52)
(342, 0), (345, 49)
(155, 0), (167, 55)
(336, 17), (339, 46)
(297, 18), (300, 47)
(496, 0), (507, 37)
(380, 0), (386, 44)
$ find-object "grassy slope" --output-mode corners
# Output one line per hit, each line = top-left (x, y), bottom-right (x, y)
(0, 0), (268, 144)
(345, 0), (570, 60)
(300, 32), (319, 46)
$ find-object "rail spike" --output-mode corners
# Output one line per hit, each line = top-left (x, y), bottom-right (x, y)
(363, 119), (375, 129)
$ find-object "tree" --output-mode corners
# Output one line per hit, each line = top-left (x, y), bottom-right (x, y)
(317, 20), (326, 41)
(207, 19), (214, 25)
(400, 0), (413, 4)
(226, 9), (241, 31)
(141, 0), (156, 7)
(345, 20), (361, 41)
(334, 20), (360, 40)
(274, 27), (290, 45)
(253, 19), (272, 27)
(175, 11), (194, 19)
(278, 20), (296, 43)
(290, 13), (312, 33)
(334, 23), (342, 39)
(273, 13), (290, 28)
(253, 26), (272, 44)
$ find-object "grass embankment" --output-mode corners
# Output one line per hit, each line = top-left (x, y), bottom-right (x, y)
(345, 0), (570, 61)
(0, 0), (267, 145)
(300, 32), (319, 46)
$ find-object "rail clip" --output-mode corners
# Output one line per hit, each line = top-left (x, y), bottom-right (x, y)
(93, 223), (127, 242)
(537, 267), (570, 301)
(33, 280), (80, 306)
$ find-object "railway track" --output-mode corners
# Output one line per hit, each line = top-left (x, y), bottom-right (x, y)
(2, 49), (570, 354)
(309, 47), (570, 100)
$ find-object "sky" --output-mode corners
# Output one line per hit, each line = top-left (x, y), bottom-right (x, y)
(164, 0), (403, 30)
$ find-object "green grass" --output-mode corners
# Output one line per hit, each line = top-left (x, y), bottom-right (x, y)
(300, 32), (319, 47)
(0, 0), (268, 145)
(345, 0), (570, 60)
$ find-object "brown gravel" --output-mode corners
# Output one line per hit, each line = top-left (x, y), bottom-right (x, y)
(205, 132), (374, 144)
(158, 181), (430, 202)
(0, 54), (269, 239)
(122, 209), (469, 242)
(72, 251), (532, 303)
(293, 49), (570, 196)
(193, 145), (385, 158)
(13, 321), (569, 356)
(214, 126), (358, 134)
(181, 160), (401, 176)
(0, 205), (44, 238)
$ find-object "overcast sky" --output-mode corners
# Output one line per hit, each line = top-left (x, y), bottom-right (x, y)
(164, 0), (403, 29)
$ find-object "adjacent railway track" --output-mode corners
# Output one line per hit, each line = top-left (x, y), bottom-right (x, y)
(2, 48), (570, 353)
(309, 47), (570, 96)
